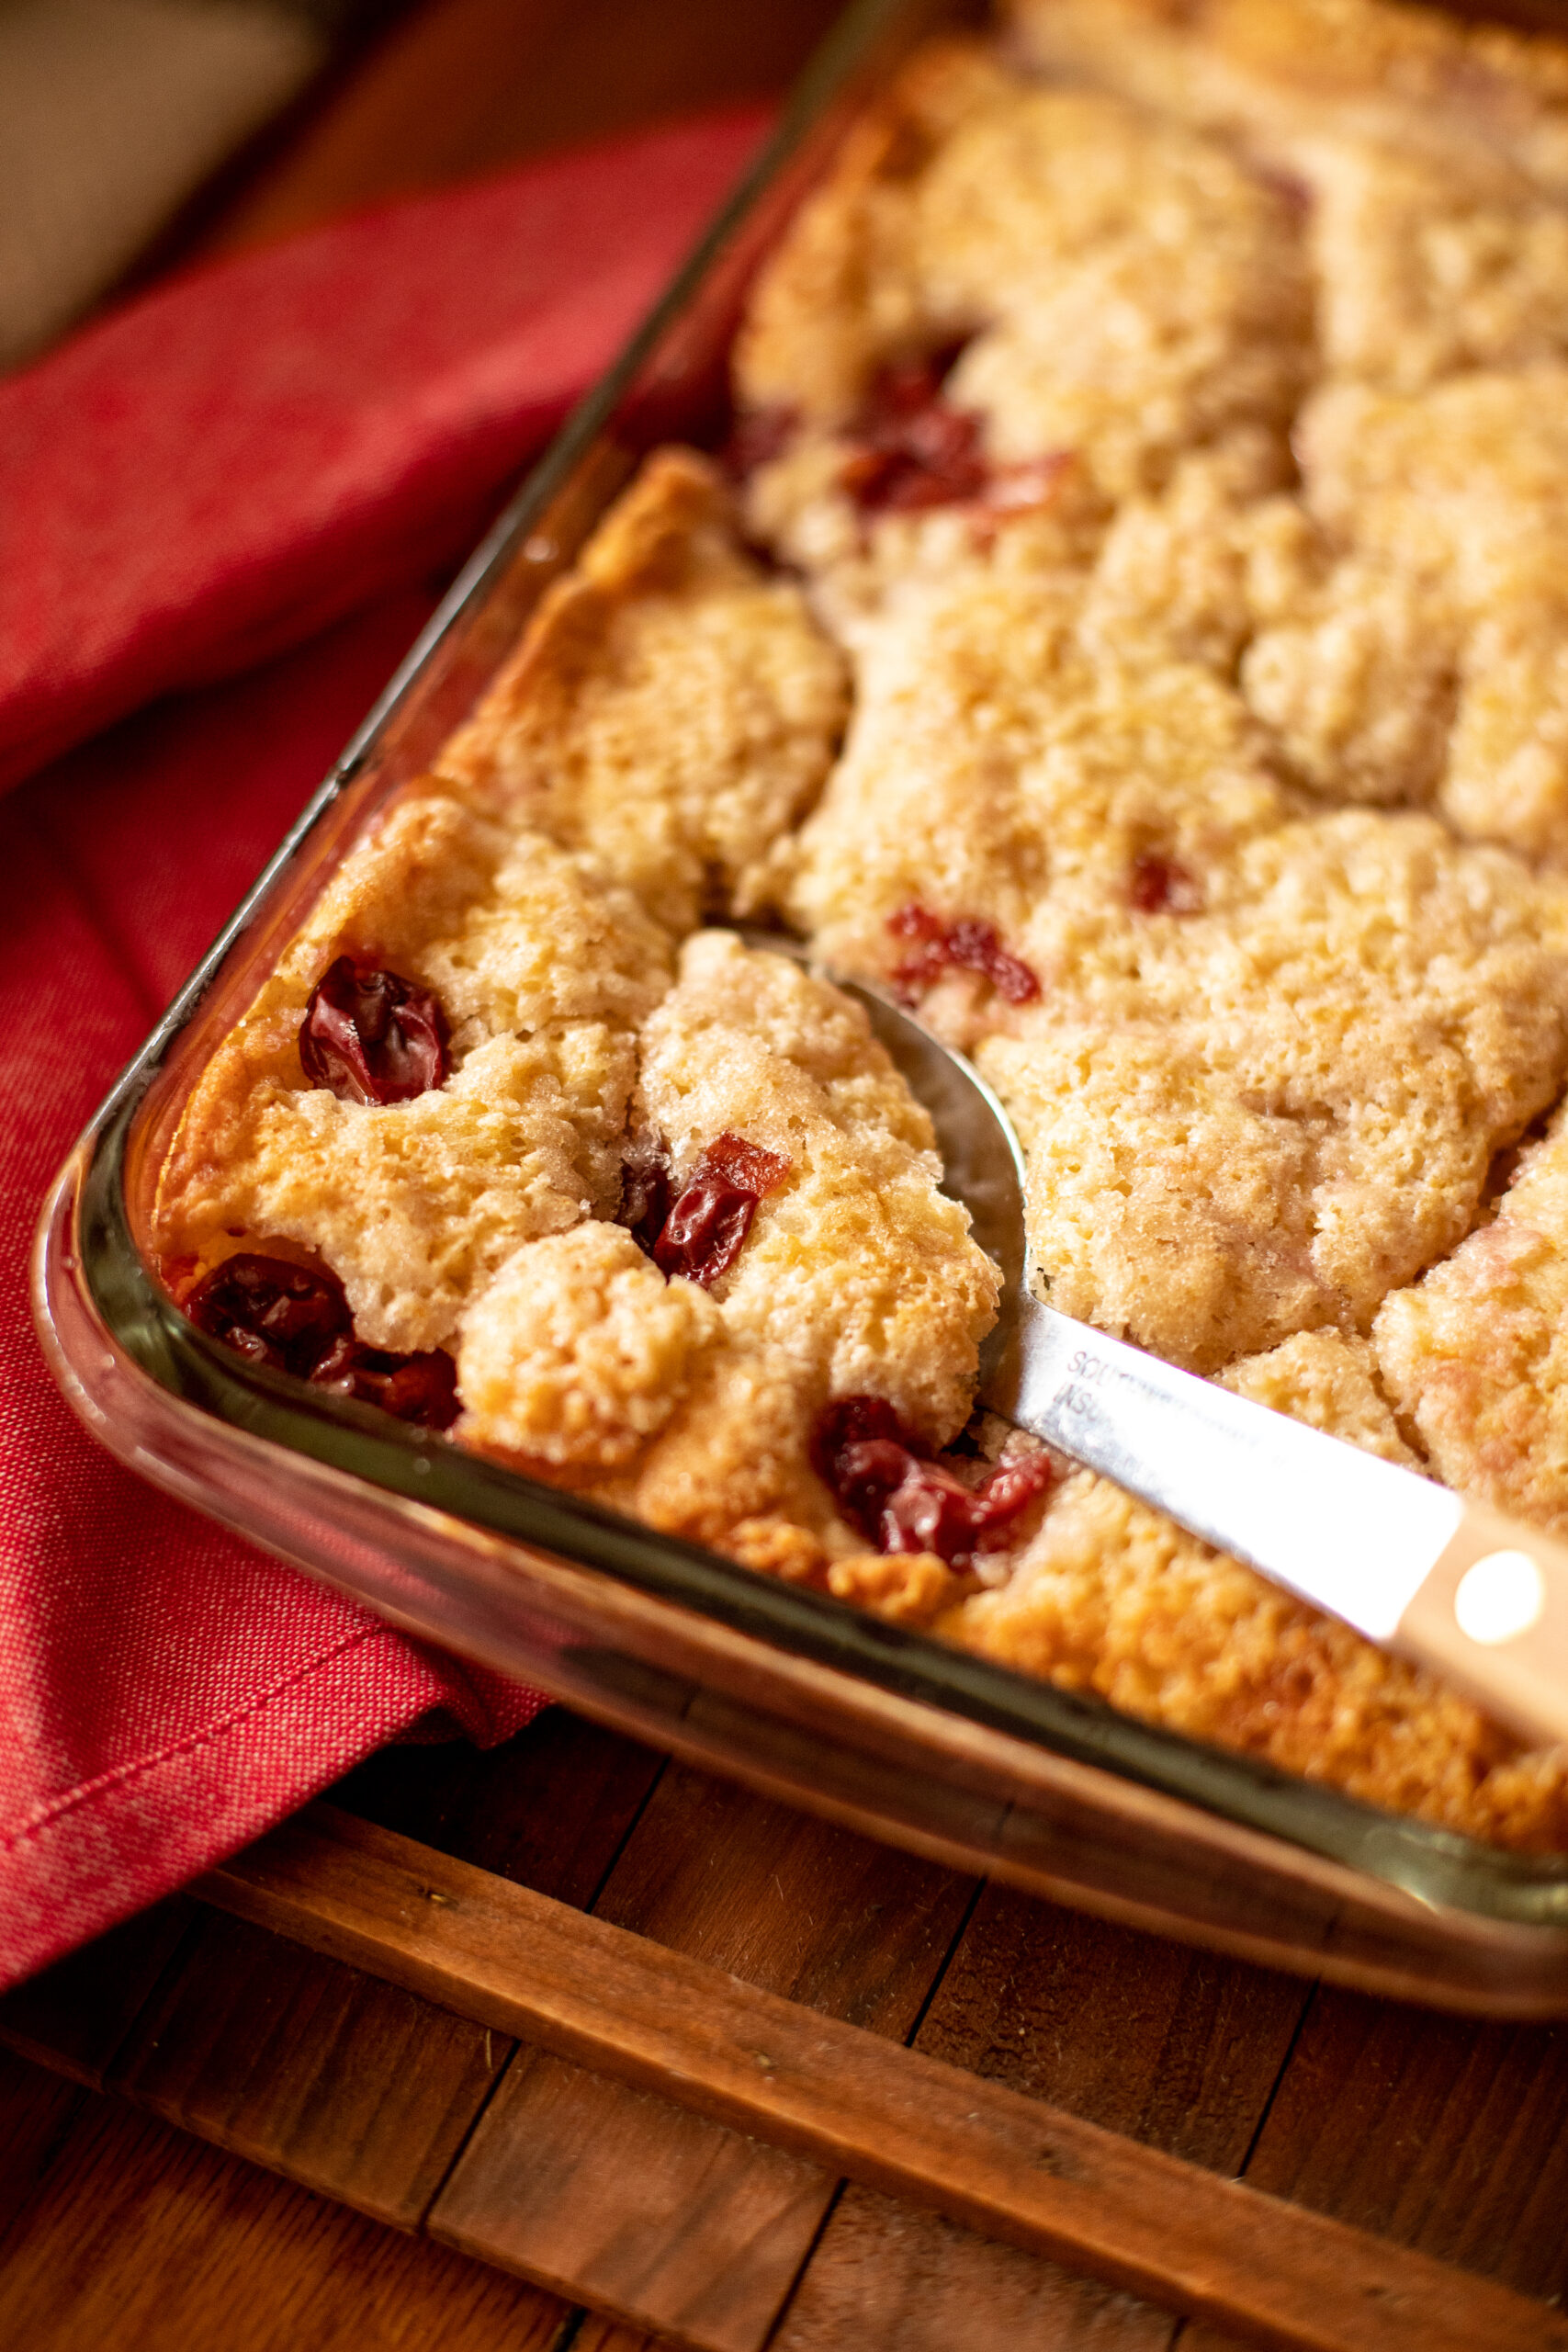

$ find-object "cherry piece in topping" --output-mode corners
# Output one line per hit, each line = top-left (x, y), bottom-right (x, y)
(309, 1335), (460, 1429)
(616, 1137), (675, 1257)
(840, 345), (989, 516)
(651, 1131), (791, 1289)
(185, 1253), (351, 1377)
(700, 1133), (791, 1195)
(1128, 854), (1203, 915)
(299, 956), (449, 1106)
(841, 404), (988, 516)
(887, 903), (1041, 1005)
(812, 1396), (1053, 1568)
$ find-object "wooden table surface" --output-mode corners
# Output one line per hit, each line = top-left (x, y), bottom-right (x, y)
(6, 4), (1568, 2345)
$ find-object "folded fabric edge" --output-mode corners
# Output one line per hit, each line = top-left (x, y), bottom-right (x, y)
(0, 1616), (544, 1993)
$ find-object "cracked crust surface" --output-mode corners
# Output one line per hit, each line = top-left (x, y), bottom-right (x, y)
(437, 447), (849, 931)
(734, 40), (1308, 627)
(1261, 373), (1568, 856)
(1376, 1105), (1568, 1537)
(736, 45), (1309, 474)
(788, 555), (1568, 1369)
(457, 932), (1000, 1566)
(154, 789), (671, 1351)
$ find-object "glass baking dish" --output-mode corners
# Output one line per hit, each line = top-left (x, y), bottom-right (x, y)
(34, 0), (1568, 2017)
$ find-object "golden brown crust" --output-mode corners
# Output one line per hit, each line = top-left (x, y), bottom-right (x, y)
(946, 1330), (1568, 1851)
(154, 788), (671, 1350)
(733, 41), (1308, 633)
(1007, 0), (1568, 190)
(1376, 1105), (1568, 1536)
(437, 447), (849, 931)
(787, 544), (1568, 1369)
(457, 933), (1000, 1558)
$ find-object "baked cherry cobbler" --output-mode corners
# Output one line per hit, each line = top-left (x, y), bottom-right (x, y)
(157, 0), (1568, 1850)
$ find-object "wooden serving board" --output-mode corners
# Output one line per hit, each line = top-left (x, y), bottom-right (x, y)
(4, 1711), (1568, 2351)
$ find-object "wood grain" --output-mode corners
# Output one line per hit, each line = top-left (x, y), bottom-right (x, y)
(100, 1710), (667, 2231)
(114, 1911), (512, 2228)
(773, 1888), (1310, 2352)
(197, 1802), (1568, 2352)
(337, 1706), (669, 1902)
(912, 1885), (1311, 2169)
(1182, 1986), (1568, 2351)
(0, 2048), (87, 2242)
(431, 1768), (974, 2351)
(0, 2068), (571, 2352)
(775, 2193), (1177, 2352)
(439, 2046), (832, 2351)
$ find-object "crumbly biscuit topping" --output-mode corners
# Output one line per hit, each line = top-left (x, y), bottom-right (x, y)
(437, 448), (849, 929)
(158, 4), (1568, 1851)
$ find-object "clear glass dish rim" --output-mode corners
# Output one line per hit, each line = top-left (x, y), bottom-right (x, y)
(40, 0), (1568, 1938)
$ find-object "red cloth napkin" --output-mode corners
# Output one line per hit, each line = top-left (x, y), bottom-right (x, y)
(0, 106), (769, 1992)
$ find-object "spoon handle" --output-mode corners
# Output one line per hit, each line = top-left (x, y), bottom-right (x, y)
(986, 1291), (1568, 1749)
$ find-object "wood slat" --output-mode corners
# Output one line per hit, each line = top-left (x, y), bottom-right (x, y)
(911, 1885), (1311, 2171)
(101, 1710), (666, 2232)
(114, 1912), (512, 2229)
(775, 2192), (1176, 2352)
(335, 1708), (668, 1905)
(431, 1767), (974, 2352)
(440, 2046), (832, 2352)
(0, 2048), (88, 2243)
(1182, 1985), (1568, 2350)
(0, 2075), (571, 2352)
(773, 1886), (1311, 2352)
(196, 1803), (1568, 2352)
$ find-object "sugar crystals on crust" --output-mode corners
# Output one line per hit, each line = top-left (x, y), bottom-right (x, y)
(1376, 1105), (1568, 1538)
(437, 447), (849, 931)
(733, 40), (1308, 624)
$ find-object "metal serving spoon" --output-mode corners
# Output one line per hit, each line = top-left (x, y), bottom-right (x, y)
(744, 933), (1568, 1748)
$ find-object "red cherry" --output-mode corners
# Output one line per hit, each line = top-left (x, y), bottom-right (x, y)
(840, 344), (989, 515)
(299, 956), (449, 1105)
(645, 1131), (791, 1288)
(887, 903), (1040, 1004)
(652, 1173), (759, 1287)
(812, 1395), (1053, 1566)
(308, 1334), (459, 1429)
(1128, 853), (1203, 915)
(616, 1137), (675, 1255)
(184, 1253), (350, 1376)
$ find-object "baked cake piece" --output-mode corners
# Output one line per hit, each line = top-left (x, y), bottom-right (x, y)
(733, 38), (1308, 628)
(457, 931), (1001, 1580)
(1008, 0), (1568, 196)
(437, 447), (849, 931)
(1376, 1104), (1568, 1539)
(1244, 373), (1568, 856)
(155, 788), (671, 1351)
(788, 554), (1568, 1370)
